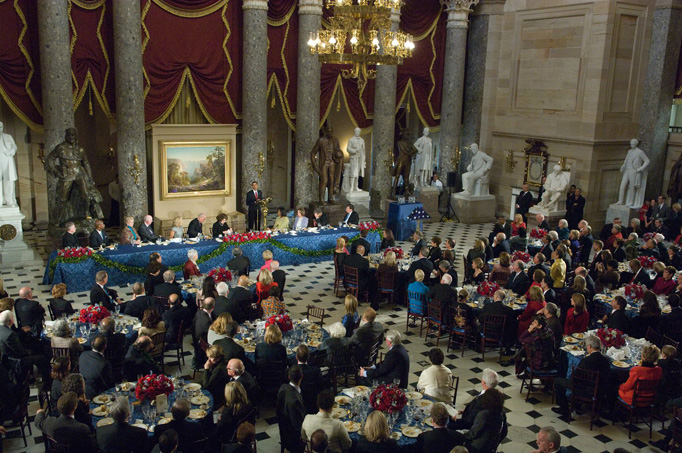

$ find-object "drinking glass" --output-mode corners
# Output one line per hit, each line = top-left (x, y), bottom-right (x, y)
(79, 325), (87, 338)
(115, 304), (121, 316)
(392, 378), (400, 387)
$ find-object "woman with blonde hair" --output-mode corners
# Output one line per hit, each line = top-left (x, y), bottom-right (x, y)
(356, 410), (396, 452)
(120, 216), (140, 245)
(203, 345), (228, 409)
(255, 324), (287, 363)
(169, 216), (184, 239)
(511, 213), (526, 237)
(407, 269), (429, 313)
(471, 257), (486, 284)
(49, 282), (75, 316)
(256, 268), (278, 304)
(467, 239), (486, 264)
(208, 312), (234, 344)
(261, 250), (274, 273)
(216, 380), (253, 444)
(342, 295), (359, 337)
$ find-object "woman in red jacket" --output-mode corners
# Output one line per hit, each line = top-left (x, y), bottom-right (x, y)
(652, 266), (677, 296)
(564, 293), (589, 335)
(518, 286), (546, 337)
(618, 344), (662, 405)
(183, 248), (202, 280)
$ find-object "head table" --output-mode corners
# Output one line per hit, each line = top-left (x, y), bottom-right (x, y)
(43, 227), (381, 293)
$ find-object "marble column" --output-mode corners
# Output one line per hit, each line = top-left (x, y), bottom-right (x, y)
(295, 0), (322, 206)
(370, 11), (400, 217)
(113, 0), (148, 224)
(37, 0), (74, 226)
(438, 1), (478, 180)
(639, 0), (682, 199)
(242, 0), (269, 209)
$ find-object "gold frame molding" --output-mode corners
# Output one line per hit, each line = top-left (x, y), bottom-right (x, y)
(160, 140), (231, 200)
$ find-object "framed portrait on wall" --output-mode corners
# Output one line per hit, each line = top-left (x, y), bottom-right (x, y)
(160, 141), (231, 199)
(523, 138), (549, 187)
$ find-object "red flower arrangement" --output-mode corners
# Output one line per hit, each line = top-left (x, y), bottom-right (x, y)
(477, 281), (501, 298)
(512, 251), (531, 263)
(624, 283), (645, 301)
(369, 384), (407, 413)
(637, 255), (657, 269)
(265, 314), (293, 333)
(358, 221), (380, 231)
(135, 374), (174, 401)
(223, 232), (271, 243)
(643, 232), (655, 242)
(384, 247), (404, 259)
(58, 247), (92, 257)
(207, 267), (233, 283)
(530, 228), (548, 239)
(79, 305), (110, 324)
(596, 328), (626, 349)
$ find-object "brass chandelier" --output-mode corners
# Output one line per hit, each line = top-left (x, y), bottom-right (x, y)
(308, 0), (415, 91)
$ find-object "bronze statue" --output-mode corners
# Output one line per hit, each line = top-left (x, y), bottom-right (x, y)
(391, 129), (419, 196)
(310, 125), (343, 204)
(669, 153), (682, 203)
(46, 128), (104, 225)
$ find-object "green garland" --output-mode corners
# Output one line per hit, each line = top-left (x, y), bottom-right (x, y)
(48, 228), (382, 281)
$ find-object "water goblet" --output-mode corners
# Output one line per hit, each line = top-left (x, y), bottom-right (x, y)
(79, 325), (87, 338)
(115, 304), (121, 316)
(392, 378), (400, 387)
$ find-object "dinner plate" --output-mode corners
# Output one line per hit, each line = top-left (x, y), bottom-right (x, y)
(415, 399), (433, 409)
(353, 385), (370, 393)
(308, 340), (321, 348)
(191, 395), (210, 406)
(97, 418), (114, 427)
(92, 405), (108, 417)
(663, 306), (672, 314)
(563, 345), (581, 351)
(335, 395), (351, 406)
(401, 426), (422, 438)
(93, 395), (111, 404)
(405, 391), (423, 400)
(78, 337), (87, 344)
(189, 409), (207, 419)
(343, 420), (361, 433)
(467, 302), (478, 308)
(184, 383), (202, 391)
(132, 423), (147, 430)
(157, 417), (172, 425)
(572, 333), (586, 339)
(563, 337), (579, 344)
(331, 407), (348, 419)
(612, 360), (630, 368)
(245, 345), (256, 353)
(511, 304), (521, 310)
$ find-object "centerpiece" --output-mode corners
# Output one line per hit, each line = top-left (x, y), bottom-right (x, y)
(207, 267), (233, 283)
(637, 255), (657, 269)
(624, 283), (645, 301)
(135, 374), (174, 401)
(265, 313), (293, 333)
(530, 228), (548, 240)
(643, 232), (655, 242)
(384, 247), (404, 259)
(79, 305), (110, 325)
(596, 327), (626, 349)
(223, 231), (271, 243)
(511, 251), (531, 263)
(477, 281), (500, 299)
(369, 383), (407, 414)
(58, 247), (93, 258)
(358, 221), (380, 231)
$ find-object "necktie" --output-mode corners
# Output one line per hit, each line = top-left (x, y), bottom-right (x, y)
(255, 190), (258, 200)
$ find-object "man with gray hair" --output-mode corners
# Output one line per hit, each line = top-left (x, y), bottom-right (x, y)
(61, 221), (79, 248)
(0, 310), (51, 385)
(532, 426), (562, 453)
(359, 329), (409, 388)
(187, 213), (206, 238)
(227, 245), (251, 276)
(124, 282), (154, 320)
(449, 368), (498, 430)
(96, 396), (147, 452)
(506, 260), (530, 296)
(213, 281), (230, 317)
(551, 335), (610, 416)
(138, 214), (162, 243)
(541, 302), (562, 347)
(153, 269), (184, 307)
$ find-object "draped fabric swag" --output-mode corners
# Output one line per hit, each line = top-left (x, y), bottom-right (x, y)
(267, 0), (298, 131)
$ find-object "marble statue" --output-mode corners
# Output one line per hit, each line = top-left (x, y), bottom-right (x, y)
(461, 143), (493, 196)
(310, 125), (343, 204)
(669, 153), (682, 203)
(537, 163), (570, 211)
(345, 127), (365, 192)
(0, 122), (18, 207)
(392, 129), (419, 197)
(615, 139), (649, 208)
(46, 128), (104, 225)
(413, 127), (433, 188)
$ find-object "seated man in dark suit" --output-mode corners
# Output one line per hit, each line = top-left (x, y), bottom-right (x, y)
(192, 298), (215, 367)
(153, 398), (204, 452)
(227, 246), (251, 276)
(489, 216), (512, 245)
(478, 290), (515, 355)
(349, 308), (384, 366)
(14, 286), (45, 337)
(89, 270), (122, 311)
(552, 334), (611, 415)
(187, 213), (207, 238)
(350, 229), (372, 256)
(154, 269), (185, 303)
(505, 260), (530, 296)
(124, 335), (159, 381)
(540, 276), (557, 304)
(403, 247), (434, 284)
(417, 403), (460, 453)
(79, 335), (115, 399)
(61, 222), (79, 248)
(360, 329), (409, 388)
(96, 396), (148, 453)
(426, 274), (457, 309)
(0, 310), (50, 385)
(660, 293), (682, 342)
(430, 260), (458, 288)
(162, 293), (191, 345)
(125, 282), (155, 320)
(213, 281), (231, 318)
(603, 296), (629, 333)
(276, 366), (307, 453)
(449, 368), (499, 430)
(35, 393), (97, 453)
(639, 238), (661, 259)
(293, 344), (324, 414)
(88, 219), (108, 248)
(627, 259), (653, 288)
(343, 245), (378, 306)
(311, 207), (329, 227)
(139, 214), (162, 243)
(491, 232), (510, 258)
(213, 322), (253, 370)
(88, 317), (127, 360)
(341, 204), (359, 226)
(226, 276), (252, 324)
(271, 261), (287, 300)
(227, 358), (259, 405)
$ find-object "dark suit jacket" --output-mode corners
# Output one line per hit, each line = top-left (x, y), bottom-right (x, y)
(311, 213), (329, 227)
(405, 257), (434, 283)
(214, 295), (231, 318)
(61, 232), (79, 248)
(214, 337), (249, 365)
(14, 298), (45, 337)
(203, 358), (229, 408)
(342, 210), (359, 225)
(660, 307), (682, 340)
(226, 287), (252, 323)
(192, 310), (213, 343)
(246, 189), (263, 208)
(528, 263), (550, 279)
(578, 234), (593, 264)
(492, 240), (510, 258)
(537, 243), (554, 260)
(506, 271), (530, 296)
(227, 256), (251, 276)
(427, 246), (443, 264)
(297, 362), (324, 414)
(344, 253), (372, 289)
(478, 301), (515, 343)
(88, 229), (108, 248)
(631, 269), (653, 288)
(124, 295), (155, 320)
(124, 345), (159, 381)
(79, 350), (115, 399)
(96, 421), (148, 453)
(276, 383), (306, 450)
(273, 270), (286, 298)
(492, 222), (513, 241)
(35, 412), (97, 453)
(0, 324), (29, 359)
(255, 342), (288, 363)
(516, 191), (533, 215)
(543, 288), (557, 304)
(162, 304), (190, 344)
(153, 284), (183, 308)
(138, 223), (160, 243)
(538, 220), (551, 230)
(187, 218), (203, 238)
(412, 239), (427, 257)
(212, 220), (230, 237)
(351, 238), (371, 256)
(449, 393), (484, 430)
(153, 418), (205, 452)
(89, 284), (119, 311)
(416, 427), (461, 453)
(427, 284), (456, 307)
(233, 371), (259, 406)
(85, 330), (127, 360)
(350, 321), (384, 365)
(578, 351), (611, 395)
(366, 344), (409, 388)
(606, 310), (630, 335)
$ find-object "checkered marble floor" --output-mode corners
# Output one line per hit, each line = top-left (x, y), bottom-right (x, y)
(1, 219), (667, 452)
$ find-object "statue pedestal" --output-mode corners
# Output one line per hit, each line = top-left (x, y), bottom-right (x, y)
(341, 190), (370, 212)
(453, 193), (496, 224)
(528, 206), (567, 229)
(415, 186), (439, 223)
(0, 207), (37, 263)
(606, 203), (639, 225)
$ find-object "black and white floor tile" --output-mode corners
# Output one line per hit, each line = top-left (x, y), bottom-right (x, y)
(1, 219), (668, 452)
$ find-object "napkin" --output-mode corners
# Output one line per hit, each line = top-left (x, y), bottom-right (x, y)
(629, 338), (651, 347)
(561, 347), (585, 357)
(342, 388), (360, 398)
(607, 347), (626, 361)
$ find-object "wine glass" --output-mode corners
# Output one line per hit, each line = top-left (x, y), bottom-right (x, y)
(115, 304), (121, 316)
(79, 325), (87, 338)
(413, 406), (422, 427)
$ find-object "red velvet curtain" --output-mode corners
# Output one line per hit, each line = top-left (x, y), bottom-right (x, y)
(70, 0), (116, 117)
(267, 0), (298, 130)
(320, 65), (375, 130)
(141, 0), (242, 124)
(0, 0), (42, 130)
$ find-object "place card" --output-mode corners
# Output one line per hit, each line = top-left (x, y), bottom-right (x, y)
(156, 394), (168, 414)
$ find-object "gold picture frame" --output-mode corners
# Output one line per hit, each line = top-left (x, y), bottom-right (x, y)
(523, 139), (549, 187)
(160, 141), (231, 199)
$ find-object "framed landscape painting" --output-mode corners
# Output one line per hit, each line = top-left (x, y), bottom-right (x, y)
(160, 141), (231, 199)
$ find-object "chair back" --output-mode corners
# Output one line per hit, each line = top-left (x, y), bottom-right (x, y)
(645, 327), (662, 347)
(450, 374), (460, 406)
(490, 271), (510, 287)
(149, 330), (166, 358)
(662, 334), (680, 350)
(407, 291), (426, 316)
(482, 314), (506, 342)
(46, 435), (71, 453)
(594, 302), (612, 322)
(51, 347), (71, 359)
(306, 305), (325, 327)
(367, 337), (383, 366)
(175, 319), (186, 345)
(152, 296), (169, 311)
(377, 271), (395, 293)
(571, 367), (600, 402)
(632, 379), (661, 407)
(104, 345), (124, 380)
(199, 339), (210, 352)
(47, 305), (56, 321)
(344, 266), (359, 289)
(427, 302), (445, 325)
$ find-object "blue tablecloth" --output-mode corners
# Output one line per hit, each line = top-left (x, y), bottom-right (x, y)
(237, 325), (330, 363)
(44, 228), (380, 292)
(387, 202), (421, 241)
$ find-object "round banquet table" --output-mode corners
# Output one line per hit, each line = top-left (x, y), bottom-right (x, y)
(43, 314), (140, 349)
(234, 321), (330, 363)
(89, 379), (214, 437)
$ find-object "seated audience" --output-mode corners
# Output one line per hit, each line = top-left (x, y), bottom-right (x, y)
(273, 207), (290, 231)
(227, 246), (251, 276)
(153, 429), (179, 453)
(226, 275), (253, 324)
(223, 422), (256, 453)
(355, 411), (397, 453)
(427, 236), (443, 264)
(380, 229), (395, 250)
(653, 265), (677, 295)
(460, 388), (508, 453)
(203, 344), (229, 409)
(407, 269), (429, 310)
(60, 374), (93, 429)
(227, 358), (259, 406)
(516, 316), (556, 376)
(0, 311), (51, 386)
(301, 389), (353, 452)
(449, 368), (499, 431)
(123, 335), (159, 381)
(417, 348), (452, 402)
(322, 322), (349, 355)
(660, 294), (682, 342)
(208, 312), (234, 345)
(359, 330), (409, 388)
(478, 290), (515, 355)
(294, 344), (324, 414)
(35, 392), (97, 453)
(511, 213), (526, 236)
(162, 293), (190, 345)
(213, 321), (251, 367)
(125, 282), (155, 320)
(262, 286), (285, 318)
(51, 318), (84, 355)
(506, 260), (530, 296)
(531, 426), (562, 453)
(618, 344), (662, 405)
(416, 403), (460, 453)
(139, 307), (165, 337)
(350, 308), (384, 366)
(183, 249), (202, 280)
(542, 303), (563, 347)
(657, 344), (682, 405)
(517, 286), (546, 337)
(212, 213), (231, 237)
(255, 323), (288, 364)
(427, 273), (457, 308)
(49, 356), (71, 415)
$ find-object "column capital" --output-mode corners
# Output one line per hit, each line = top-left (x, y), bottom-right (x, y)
(242, 0), (268, 11)
(299, 0), (323, 15)
(441, 0), (479, 28)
